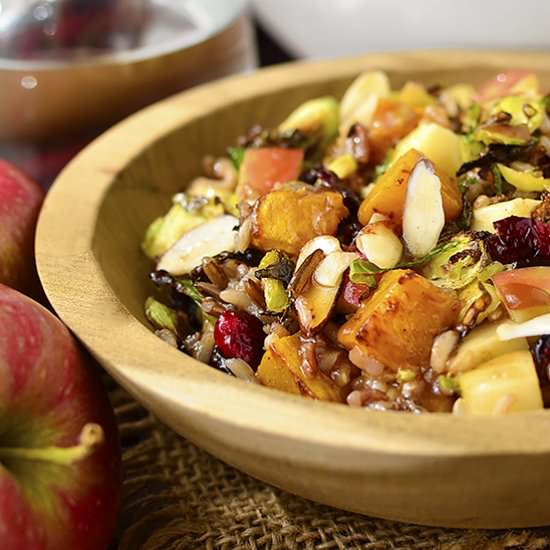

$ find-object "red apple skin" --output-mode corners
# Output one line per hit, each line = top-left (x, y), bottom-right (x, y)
(237, 147), (304, 198)
(0, 159), (44, 293)
(476, 70), (536, 103)
(493, 267), (550, 311)
(0, 284), (121, 550)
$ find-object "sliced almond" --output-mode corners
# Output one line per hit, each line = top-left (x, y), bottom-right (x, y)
(295, 282), (340, 335)
(497, 313), (550, 341)
(340, 71), (390, 131)
(402, 159), (445, 257)
(157, 215), (238, 275)
(313, 252), (359, 287)
(296, 235), (341, 270)
(355, 223), (403, 269)
(295, 251), (358, 334)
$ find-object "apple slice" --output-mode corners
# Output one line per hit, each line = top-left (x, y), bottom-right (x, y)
(471, 198), (540, 233)
(448, 321), (528, 374)
(391, 122), (463, 177)
(236, 147), (304, 200)
(157, 214), (238, 275)
(493, 267), (550, 323)
(402, 158), (445, 257)
(477, 70), (539, 103)
(458, 351), (543, 415)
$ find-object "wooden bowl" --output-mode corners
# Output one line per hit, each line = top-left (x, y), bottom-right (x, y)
(36, 51), (550, 529)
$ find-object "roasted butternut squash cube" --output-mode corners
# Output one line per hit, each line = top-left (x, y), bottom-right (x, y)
(358, 149), (462, 226)
(250, 186), (348, 256)
(256, 334), (344, 402)
(338, 269), (460, 371)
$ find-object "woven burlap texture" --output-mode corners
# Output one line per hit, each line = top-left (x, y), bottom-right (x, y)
(110, 386), (550, 550)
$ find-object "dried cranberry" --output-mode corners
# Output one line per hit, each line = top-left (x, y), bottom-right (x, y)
(214, 310), (264, 369)
(532, 335), (550, 385)
(335, 272), (371, 314)
(302, 165), (360, 215)
(486, 216), (550, 265)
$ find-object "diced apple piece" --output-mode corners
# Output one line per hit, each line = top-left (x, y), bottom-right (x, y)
(398, 81), (436, 108)
(250, 186), (348, 256)
(279, 97), (339, 144)
(256, 334), (344, 402)
(493, 267), (550, 323)
(471, 198), (541, 233)
(497, 164), (550, 193)
(448, 322), (528, 374)
(157, 215), (238, 275)
(477, 70), (540, 103)
(392, 122), (463, 178)
(338, 270), (460, 371)
(236, 147), (304, 200)
(358, 149), (462, 226)
(458, 351), (543, 415)
(402, 158), (445, 257)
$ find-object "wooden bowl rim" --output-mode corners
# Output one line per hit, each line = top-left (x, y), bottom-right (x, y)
(36, 50), (550, 460)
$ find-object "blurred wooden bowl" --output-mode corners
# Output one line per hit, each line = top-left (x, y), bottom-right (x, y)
(0, 3), (254, 144)
(36, 51), (550, 529)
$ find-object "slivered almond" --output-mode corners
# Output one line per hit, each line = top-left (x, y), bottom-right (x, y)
(157, 215), (238, 275)
(402, 159), (445, 257)
(296, 235), (341, 270)
(355, 223), (402, 269)
(313, 251), (358, 287)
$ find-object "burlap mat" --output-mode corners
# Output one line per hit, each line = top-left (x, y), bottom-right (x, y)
(108, 384), (550, 550)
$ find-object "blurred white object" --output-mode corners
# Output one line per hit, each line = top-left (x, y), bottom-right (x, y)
(253, 0), (550, 58)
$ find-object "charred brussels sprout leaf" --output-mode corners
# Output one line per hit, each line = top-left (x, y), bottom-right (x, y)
(145, 297), (178, 333)
(422, 233), (491, 290)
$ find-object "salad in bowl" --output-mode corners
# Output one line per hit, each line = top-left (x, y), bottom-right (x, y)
(142, 69), (550, 415)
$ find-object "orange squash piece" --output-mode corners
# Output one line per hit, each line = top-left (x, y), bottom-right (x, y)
(368, 98), (420, 164)
(250, 186), (348, 256)
(338, 269), (460, 371)
(358, 149), (462, 226)
(256, 334), (344, 402)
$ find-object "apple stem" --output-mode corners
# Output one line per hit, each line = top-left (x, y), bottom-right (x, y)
(0, 423), (104, 466)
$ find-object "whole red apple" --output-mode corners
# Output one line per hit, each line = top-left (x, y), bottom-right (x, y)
(0, 284), (121, 549)
(0, 159), (44, 293)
